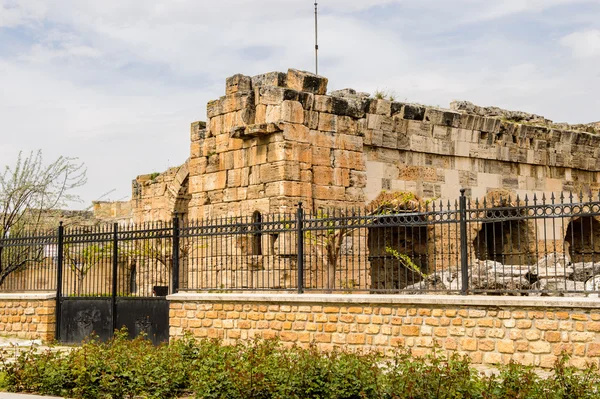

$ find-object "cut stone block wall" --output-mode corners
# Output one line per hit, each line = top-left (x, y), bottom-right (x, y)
(0, 293), (56, 341)
(113, 68), (600, 223)
(168, 293), (600, 369)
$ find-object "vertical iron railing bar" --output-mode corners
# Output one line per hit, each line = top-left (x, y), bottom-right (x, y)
(55, 222), (64, 341)
(172, 217), (180, 294)
(459, 189), (469, 295)
(111, 223), (118, 336)
(297, 203), (304, 294)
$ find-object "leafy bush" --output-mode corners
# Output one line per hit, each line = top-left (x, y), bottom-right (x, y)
(2, 332), (600, 399)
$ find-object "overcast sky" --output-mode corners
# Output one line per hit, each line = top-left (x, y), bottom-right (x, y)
(1, 0), (599, 209)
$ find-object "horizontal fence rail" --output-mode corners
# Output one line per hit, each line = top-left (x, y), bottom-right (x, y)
(2, 191), (600, 296)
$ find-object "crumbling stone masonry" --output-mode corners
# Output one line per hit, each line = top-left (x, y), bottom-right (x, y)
(111, 68), (600, 288)
(128, 68), (600, 222)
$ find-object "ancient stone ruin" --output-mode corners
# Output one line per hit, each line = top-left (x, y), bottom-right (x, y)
(88, 68), (600, 294)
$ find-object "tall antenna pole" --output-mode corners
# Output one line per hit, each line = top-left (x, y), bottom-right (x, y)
(314, 2), (319, 75)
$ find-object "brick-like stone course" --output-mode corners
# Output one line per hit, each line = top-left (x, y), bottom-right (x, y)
(169, 294), (600, 369)
(0, 295), (56, 341)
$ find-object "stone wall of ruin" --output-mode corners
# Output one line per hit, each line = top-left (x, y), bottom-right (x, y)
(108, 68), (600, 290)
(182, 68), (600, 220)
(92, 201), (133, 224)
(130, 163), (190, 223)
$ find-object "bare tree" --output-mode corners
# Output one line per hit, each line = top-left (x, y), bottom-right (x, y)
(0, 150), (86, 285)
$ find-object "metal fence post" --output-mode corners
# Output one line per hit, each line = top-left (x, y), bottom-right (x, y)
(55, 222), (64, 341)
(111, 222), (118, 336)
(459, 189), (469, 295)
(297, 203), (304, 294)
(172, 217), (180, 294)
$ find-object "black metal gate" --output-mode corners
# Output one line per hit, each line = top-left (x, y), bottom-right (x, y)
(56, 221), (178, 345)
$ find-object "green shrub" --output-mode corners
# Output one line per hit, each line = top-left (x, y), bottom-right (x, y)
(3, 333), (600, 399)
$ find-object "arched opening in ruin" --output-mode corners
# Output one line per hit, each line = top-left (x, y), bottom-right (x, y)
(366, 192), (430, 290)
(172, 176), (191, 223)
(472, 206), (535, 266)
(251, 211), (263, 256)
(565, 216), (600, 263)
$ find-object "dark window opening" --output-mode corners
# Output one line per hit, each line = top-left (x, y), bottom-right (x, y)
(565, 216), (600, 264)
(252, 211), (263, 256)
(473, 209), (535, 265)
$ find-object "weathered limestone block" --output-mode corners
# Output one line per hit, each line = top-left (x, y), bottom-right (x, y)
(247, 144), (267, 166)
(333, 150), (365, 170)
(571, 262), (600, 282)
(209, 115), (223, 135)
(401, 104), (426, 120)
(336, 134), (362, 152)
(313, 185), (346, 201)
(312, 146), (332, 166)
(231, 123), (282, 139)
(313, 95), (332, 112)
(382, 130), (398, 149)
(252, 71), (287, 88)
(469, 260), (532, 290)
(282, 123), (310, 143)
(532, 279), (585, 295)
(222, 110), (245, 132)
(345, 186), (364, 202)
(367, 114), (393, 131)
(265, 105), (281, 123)
(259, 86), (301, 106)
(532, 254), (573, 278)
(424, 108), (461, 127)
(259, 161), (301, 183)
(478, 117), (502, 134)
(267, 142), (311, 164)
(287, 69), (328, 95)
(227, 169), (242, 187)
(281, 100), (305, 124)
(226, 74), (252, 95)
(318, 113), (337, 132)
(406, 120), (432, 137)
(305, 111), (319, 129)
(265, 181), (312, 198)
(202, 171), (227, 192)
(313, 165), (334, 186)
(190, 121), (207, 141)
(337, 116), (358, 135)
(368, 99), (392, 116)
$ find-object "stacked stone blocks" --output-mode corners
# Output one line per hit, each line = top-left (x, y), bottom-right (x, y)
(0, 296), (55, 341)
(169, 295), (600, 369)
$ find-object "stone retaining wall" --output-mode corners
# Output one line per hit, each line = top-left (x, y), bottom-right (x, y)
(0, 293), (56, 341)
(168, 293), (600, 369)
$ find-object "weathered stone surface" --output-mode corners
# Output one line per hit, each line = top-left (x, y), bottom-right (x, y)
(286, 69), (328, 95)
(105, 68), (600, 298)
(450, 100), (551, 125)
(401, 104), (426, 121)
(251, 72), (287, 88)
(531, 279), (586, 296)
(532, 254), (573, 278)
(571, 262), (600, 282)
(226, 74), (252, 95)
(584, 275), (600, 292)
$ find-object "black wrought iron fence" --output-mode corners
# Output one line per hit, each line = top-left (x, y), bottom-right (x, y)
(2, 190), (600, 296)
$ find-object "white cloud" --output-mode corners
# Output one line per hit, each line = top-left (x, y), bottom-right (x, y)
(1, 0), (600, 206)
(560, 29), (600, 58)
